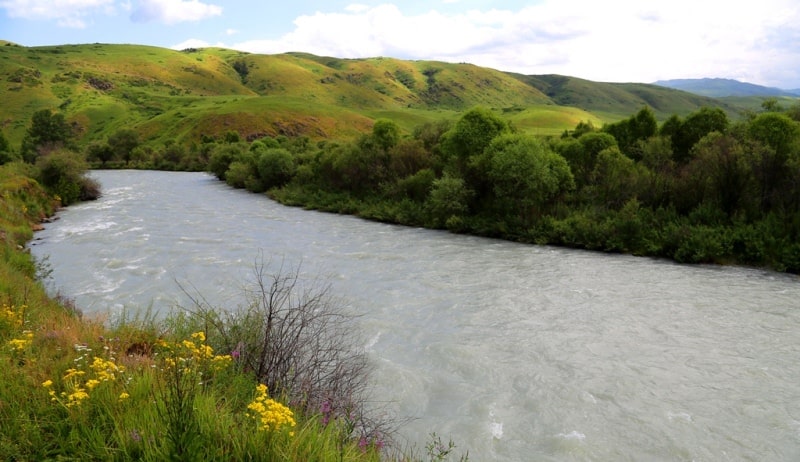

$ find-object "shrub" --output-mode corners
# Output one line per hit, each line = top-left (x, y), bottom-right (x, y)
(224, 160), (256, 189)
(257, 148), (296, 189)
(35, 150), (98, 205)
(425, 175), (471, 228)
(181, 258), (374, 433)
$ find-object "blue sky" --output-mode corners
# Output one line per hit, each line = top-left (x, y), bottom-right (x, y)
(1, 0), (799, 89)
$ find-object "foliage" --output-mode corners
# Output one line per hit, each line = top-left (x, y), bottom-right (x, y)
(440, 106), (509, 171)
(257, 147), (296, 190)
(665, 106), (730, 162)
(483, 133), (574, 225)
(371, 119), (402, 151)
(425, 175), (471, 229)
(21, 109), (74, 163)
(108, 128), (141, 164)
(255, 103), (800, 273)
(35, 150), (100, 205)
(602, 106), (658, 158)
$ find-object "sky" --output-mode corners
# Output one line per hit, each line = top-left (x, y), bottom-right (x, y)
(1, 0), (799, 89)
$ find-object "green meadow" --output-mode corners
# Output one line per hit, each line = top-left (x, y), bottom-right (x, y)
(0, 42), (750, 150)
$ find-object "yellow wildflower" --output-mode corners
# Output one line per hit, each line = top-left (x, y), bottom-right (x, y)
(90, 356), (124, 381)
(65, 389), (89, 408)
(42, 380), (53, 388)
(63, 368), (85, 380)
(1, 304), (24, 327)
(7, 331), (34, 352)
(119, 392), (130, 400)
(85, 379), (101, 390)
(190, 331), (206, 342)
(246, 383), (296, 433)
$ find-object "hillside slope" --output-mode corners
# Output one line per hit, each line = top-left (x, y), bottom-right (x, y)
(512, 74), (741, 119)
(0, 42), (744, 147)
(654, 78), (800, 97)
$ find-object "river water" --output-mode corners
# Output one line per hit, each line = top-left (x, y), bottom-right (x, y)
(30, 170), (800, 461)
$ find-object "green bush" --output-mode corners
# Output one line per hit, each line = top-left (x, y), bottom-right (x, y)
(257, 148), (296, 189)
(35, 150), (98, 205)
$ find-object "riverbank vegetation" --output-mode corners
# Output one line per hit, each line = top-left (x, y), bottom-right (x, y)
(192, 103), (800, 273)
(3, 99), (799, 273)
(0, 164), (469, 460)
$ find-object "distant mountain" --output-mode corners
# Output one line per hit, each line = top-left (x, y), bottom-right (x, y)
(654, 78), (800, 98)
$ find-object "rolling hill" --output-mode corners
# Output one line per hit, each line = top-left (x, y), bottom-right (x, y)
(509, 74), (740, 120)
(0, 42), (752, 148)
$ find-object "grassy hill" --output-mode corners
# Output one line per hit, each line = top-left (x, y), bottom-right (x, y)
(0, 42), (748, 148)
(511, 74), (742, 120)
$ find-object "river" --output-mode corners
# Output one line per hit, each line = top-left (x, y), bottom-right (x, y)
(29, 170), (800, 461)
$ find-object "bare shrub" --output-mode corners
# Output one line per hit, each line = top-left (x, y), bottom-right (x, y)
(181, 257), (371, 421)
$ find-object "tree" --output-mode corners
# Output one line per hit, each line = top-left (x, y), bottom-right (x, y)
(425, 174), (471, 228)
(257, 148), (296, 189)
(85, 141), (115, 167)
(107, 128), (140, 164)
(589, 146), (646, 209)
(686, 132), (753, 217)
(441, 106), (509, 172)
(22, 109), (73, 162)
(558, 131), (617, 187)
(332, 140), (389, 194)
(603, 106), (657, 158)
(670, 107), (729, 162)
(486, 134), (574, 225)
(637, 135), (675, 208)
(562, 120), (596, 139)
(413, 119), (453, 153)
(388, 138), (432, 180)
(746, 113), (800, 211)
(223, 130), (241, 144)
(748, 112), (800, 158)
(207, 144), (246, 180)
(371, 119), (401, 152)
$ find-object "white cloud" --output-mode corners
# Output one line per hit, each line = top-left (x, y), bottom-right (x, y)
(226, 0), (800, 88)
(170, 38), (226, 50)
(0, 0), (115, 28)
(225, 28), (238, 36)
(130, 0), (222, 24)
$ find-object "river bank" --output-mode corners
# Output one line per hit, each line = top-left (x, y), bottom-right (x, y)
(0, 164), (396, 461)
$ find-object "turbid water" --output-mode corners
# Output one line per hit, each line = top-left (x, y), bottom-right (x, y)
(30, 170), (800, 461)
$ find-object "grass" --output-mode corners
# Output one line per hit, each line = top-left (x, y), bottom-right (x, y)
(0, 163), (467, 460)
(0, 42), (751, 152)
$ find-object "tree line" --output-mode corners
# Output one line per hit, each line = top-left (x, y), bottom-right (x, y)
(2, 101), (799, 272)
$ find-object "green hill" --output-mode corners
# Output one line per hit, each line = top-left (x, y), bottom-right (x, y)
(511, 74), (742, 120)
(0, 42), (748, 148)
